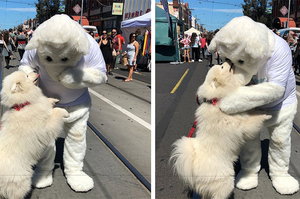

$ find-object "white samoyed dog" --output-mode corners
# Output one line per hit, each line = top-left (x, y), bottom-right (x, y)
(170, 62), (271, 199)
(0, 70), (69, 199)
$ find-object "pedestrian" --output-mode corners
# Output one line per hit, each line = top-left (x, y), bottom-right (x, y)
(110, 28), (121, 75)
(200, 33), (206, 59)
(2, 31), (13, 69)
(205, 33), (213, 67)
(27, 27), (34, 40)
(180, 34), (191, 63)
(116, 30), (125, 69)
(9, 28), (17, 52)
(89, 31), (94, 38)
(135, 29), (144, 72)
(0, 33), (3, 54)
(190, 32), (201, 62)
(15, 27), (28, 60)
(99, 30), (113, 76)
(294, 37), (300, 75)
(124, 32), (139, 82)
(94, 33), (100, 43)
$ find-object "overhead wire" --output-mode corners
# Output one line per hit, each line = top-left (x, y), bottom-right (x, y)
(0, 0), (36, 30)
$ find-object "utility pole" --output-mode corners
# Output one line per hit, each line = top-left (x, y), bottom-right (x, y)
(287, 0), (291, 28)
(80, 0), (84, 25)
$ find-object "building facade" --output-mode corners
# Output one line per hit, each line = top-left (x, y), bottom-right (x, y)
(272, 0), (300, 27)
(65, 0), (150, 34)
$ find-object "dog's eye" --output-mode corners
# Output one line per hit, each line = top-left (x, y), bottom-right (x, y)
(238, 60), (244, 64)
(221, 66), (223, 69)
(46, 56), (53, 62)
(61, 57), (68, 62)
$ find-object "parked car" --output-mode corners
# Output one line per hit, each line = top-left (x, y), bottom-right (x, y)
(83, 25), (98, 35)
(278, 27), (300, 37)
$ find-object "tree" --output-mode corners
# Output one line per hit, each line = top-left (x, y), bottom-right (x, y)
(35, 0), (61, 24)
(242, 0), (272, 27)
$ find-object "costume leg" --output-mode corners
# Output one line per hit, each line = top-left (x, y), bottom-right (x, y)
(235, 133), (261, 190)
(63, 98), (94, 192)
(268, 102), (299, 195)
(32, 140), (56, 188)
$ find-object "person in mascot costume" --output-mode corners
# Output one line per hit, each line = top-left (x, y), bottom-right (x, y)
(208, 16), (298, 195)
(19, 14), (107, 192)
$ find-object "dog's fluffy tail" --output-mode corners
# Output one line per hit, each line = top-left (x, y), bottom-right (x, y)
(170, 136), (196, 187)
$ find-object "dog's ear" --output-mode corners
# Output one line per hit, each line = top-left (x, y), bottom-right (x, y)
(211, 78), (221, 89)
(11, 82), (23, 93)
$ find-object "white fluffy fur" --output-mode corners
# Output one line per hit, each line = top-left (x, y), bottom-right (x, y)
(26, 14), (89, 56)
(59, 67), (107, 89)
(0, 71), (68, 199)
(171, 63), (271, 199)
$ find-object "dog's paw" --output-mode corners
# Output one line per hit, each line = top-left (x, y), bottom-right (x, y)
(49, 98), (59, 106)
(53, 108), (69, 118)
(262, 114), (272, 121)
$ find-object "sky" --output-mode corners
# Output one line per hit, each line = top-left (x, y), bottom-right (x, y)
(0, 0), (37, 31)
(0, 0), (245, 31)
(155, 0), (245, 31)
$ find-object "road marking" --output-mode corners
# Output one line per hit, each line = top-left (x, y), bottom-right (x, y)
(297, 90), (300, 97)
(88, 88), (151, 130)
(171, 69), (189, 93)
(134, 72), (146, 76)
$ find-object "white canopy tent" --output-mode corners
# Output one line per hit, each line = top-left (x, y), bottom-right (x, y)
(121, 12), (151, 52)
(184, 27), (201, 36)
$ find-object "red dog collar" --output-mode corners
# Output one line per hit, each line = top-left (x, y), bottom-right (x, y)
(204, 98), (219, 106)
(196, 95), (219, 106)
(11, 102), (30, 111)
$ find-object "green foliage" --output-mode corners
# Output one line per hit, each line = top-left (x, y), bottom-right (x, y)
(35, 0), (62, 24)
(242, 0), (272, 27)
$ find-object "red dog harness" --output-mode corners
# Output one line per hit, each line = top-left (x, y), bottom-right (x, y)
(188, 96), (219, 138)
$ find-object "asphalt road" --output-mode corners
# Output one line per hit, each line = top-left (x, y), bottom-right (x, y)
(155, 59), (300, 199)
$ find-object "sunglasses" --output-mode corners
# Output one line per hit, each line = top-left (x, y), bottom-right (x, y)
(102, 33), (107, 34)
(112, 32), (117, 33)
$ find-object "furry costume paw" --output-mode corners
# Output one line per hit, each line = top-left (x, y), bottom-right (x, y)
(272, 174), (299, 194)
(235, 170), (258, 190)
(59, 67), (107, 89)
(66, 171), (94, 192)
(32, 170), (53, 188)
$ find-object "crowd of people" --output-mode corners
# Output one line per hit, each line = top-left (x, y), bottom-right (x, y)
(277, 29), (300, 76)
(1, 26), (150, 82)
(96, 28), (147, 82)
(179, 31), (220, 67)
(0, 27), (31, 68)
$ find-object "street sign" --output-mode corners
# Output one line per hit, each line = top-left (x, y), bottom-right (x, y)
(73, 4), (81, 14)
(280, 6), (288, 16)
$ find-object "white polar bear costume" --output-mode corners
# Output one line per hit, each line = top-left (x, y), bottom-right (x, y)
(209, 16), (298, 195)
(19, 14), (107, 192)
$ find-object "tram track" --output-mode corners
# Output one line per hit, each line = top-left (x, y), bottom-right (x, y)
(107, 82), (151, 104)
(87, 121), (151, 192)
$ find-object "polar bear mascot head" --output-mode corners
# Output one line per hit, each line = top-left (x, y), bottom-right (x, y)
(25, 14), (90, 81)
(209, 16), (275, 85)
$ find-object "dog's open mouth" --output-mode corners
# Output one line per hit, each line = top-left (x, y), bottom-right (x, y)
(33, 74), (40, 84)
